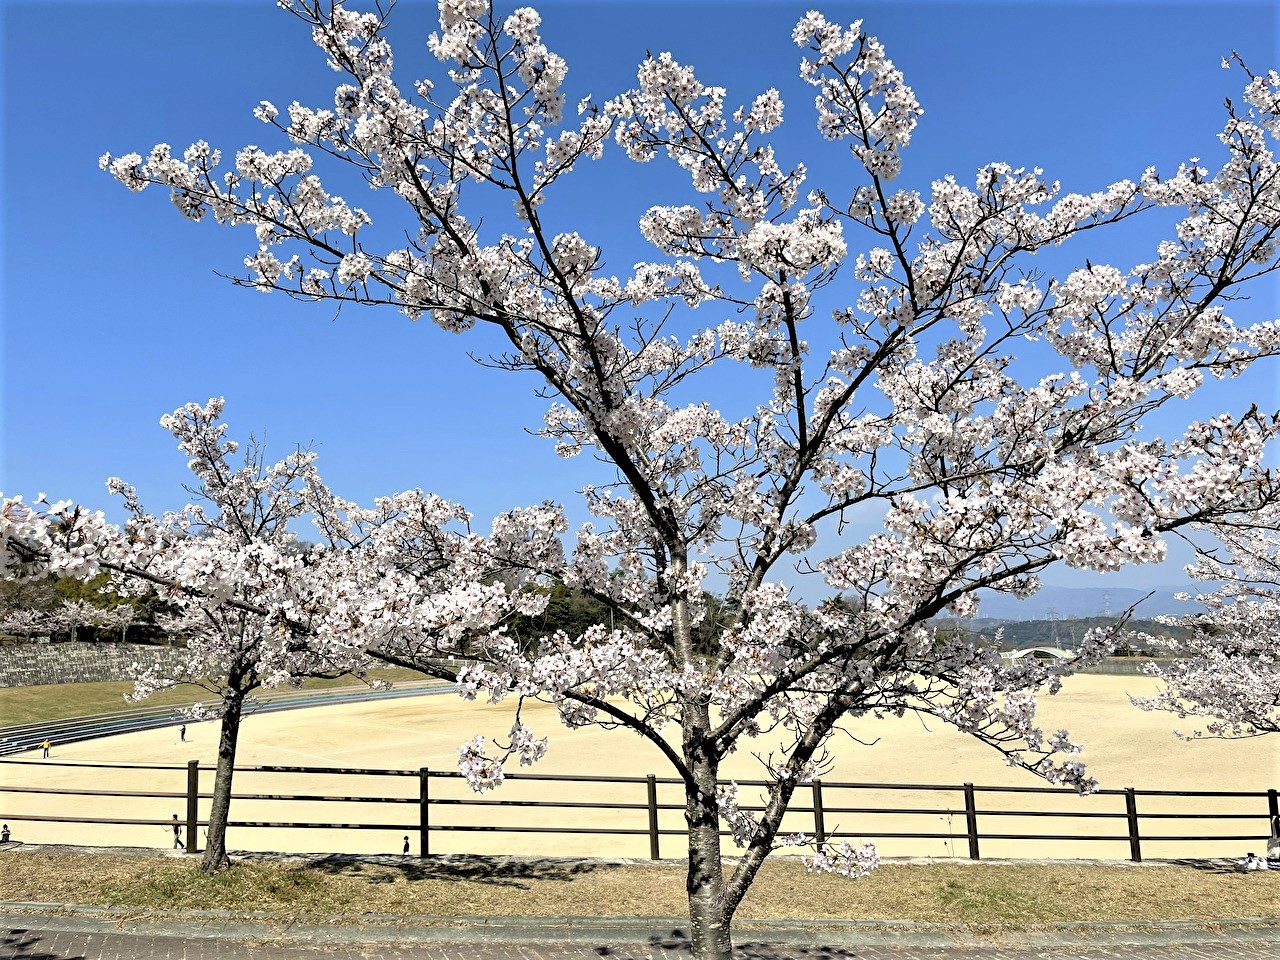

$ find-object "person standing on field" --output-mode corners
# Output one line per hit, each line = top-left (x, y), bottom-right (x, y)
(172, 814), (183, 850)
(40, 739), (50, 758)
(179, 724), (186, 743)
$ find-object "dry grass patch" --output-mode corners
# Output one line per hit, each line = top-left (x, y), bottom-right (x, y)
(1, 852), (1276, 929)
(735, 862), (1279, 926)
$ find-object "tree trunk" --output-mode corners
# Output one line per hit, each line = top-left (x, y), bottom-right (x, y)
(667, 557), (734, 960)
(200, 686), (245, 873)
(684, 738), (733, 959)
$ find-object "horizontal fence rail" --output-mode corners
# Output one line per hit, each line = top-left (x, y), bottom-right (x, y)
(0, 758), (1275, 863)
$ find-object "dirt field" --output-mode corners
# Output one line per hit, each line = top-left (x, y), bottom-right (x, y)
(1, 675), (1275, 861)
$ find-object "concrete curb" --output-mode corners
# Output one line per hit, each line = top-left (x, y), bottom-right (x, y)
(3, 902), (1278, 949)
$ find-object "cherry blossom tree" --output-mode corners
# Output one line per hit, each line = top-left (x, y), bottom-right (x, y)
(0, 397), (548, 871)
(31, 1), (1280, 954)
(2, 598), (134, 642)
(0, 607), (58, 641)
(53, 599), (100, 643)
(1132, 509), (1280, 738)
(98, 604), (136, 643)
(1, 400), (391, 871)
(0, 573), (142, 644)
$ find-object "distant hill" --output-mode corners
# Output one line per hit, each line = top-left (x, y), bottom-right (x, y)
(935, 616), (1191, 652)
(974, 585), (1202, 620)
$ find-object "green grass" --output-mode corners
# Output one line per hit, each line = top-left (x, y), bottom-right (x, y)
(1, 853), (1276, 929)
(0, 669), (433, 729)
(935, 876), (1035, 923)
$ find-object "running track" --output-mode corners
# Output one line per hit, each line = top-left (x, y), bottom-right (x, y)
(0, 683), (456, 756)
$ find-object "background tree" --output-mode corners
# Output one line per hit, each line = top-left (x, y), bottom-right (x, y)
(99, 604), (136, 643)
(0, 576), (59, 621)
(507, 581), (613, 645)
(2, 400), (385, 871)
(0, 398), (542, 871)
(32, 2), (1280, 956)
(0, 574), (142, 643)
(55, 598), (101, 643)
(0, 607), (59, 642)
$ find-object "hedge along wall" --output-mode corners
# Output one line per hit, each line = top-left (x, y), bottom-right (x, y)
(0, 641), (186, 687)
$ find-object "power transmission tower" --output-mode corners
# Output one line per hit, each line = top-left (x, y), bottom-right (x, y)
(1045, 606), (1061, 646)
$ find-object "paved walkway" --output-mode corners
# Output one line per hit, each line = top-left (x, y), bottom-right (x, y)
(3, 910), (1278, 960)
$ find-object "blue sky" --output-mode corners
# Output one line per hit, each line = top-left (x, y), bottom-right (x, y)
(2, 1), (1277, 605)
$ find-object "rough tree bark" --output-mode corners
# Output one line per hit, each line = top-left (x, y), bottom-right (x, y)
(684, 744), (732, 960)
(200, 669), (251, 873)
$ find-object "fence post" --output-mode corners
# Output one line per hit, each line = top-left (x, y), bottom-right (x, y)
(185, 760), (199, 854)
(812, 780), (826, 845)
(1268, 789), (1279, 846)
(646, 774), (660, 860)
(963, 783), (980, 860)
(1124, 787), (1142, 862)
(419, 767), (430, 858)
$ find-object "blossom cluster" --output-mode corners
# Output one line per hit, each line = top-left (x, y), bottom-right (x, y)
(1130, 510), (1280, 738)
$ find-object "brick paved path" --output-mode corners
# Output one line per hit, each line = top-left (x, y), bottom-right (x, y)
(4, 921), (1278, 960)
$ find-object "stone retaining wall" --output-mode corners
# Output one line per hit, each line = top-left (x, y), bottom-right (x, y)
(0, 642), (186, 687)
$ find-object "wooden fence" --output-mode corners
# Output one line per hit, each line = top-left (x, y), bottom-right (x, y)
(1, 758), (1276, 862)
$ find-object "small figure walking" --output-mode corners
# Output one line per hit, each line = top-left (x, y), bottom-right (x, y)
(1, 824), (10, 844)
(172, 813), (183, 850)
(179, 724), (187, 743)
(402, 836), (410, 855)
(40, 739), (51, 758)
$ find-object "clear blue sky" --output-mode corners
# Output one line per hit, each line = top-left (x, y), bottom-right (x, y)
(2, 1), (1277, 602)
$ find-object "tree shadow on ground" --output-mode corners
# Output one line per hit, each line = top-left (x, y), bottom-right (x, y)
(735, 948), (863, 960)
(1164, 857), (1256, 874)
(3, 928), (86, 960)
(290, 852), (609, 889)
(594, 931), (863, 959)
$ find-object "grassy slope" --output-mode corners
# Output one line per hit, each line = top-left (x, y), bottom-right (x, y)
(0, 854), (1275, 928)
(0, 669), (431, 729)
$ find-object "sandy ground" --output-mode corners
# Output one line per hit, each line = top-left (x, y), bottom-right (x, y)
(1, 674), (1276, 861)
